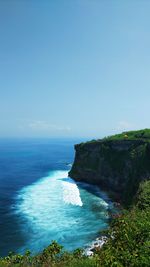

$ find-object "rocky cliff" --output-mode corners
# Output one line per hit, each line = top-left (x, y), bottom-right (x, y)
(69, 130), (150, 205)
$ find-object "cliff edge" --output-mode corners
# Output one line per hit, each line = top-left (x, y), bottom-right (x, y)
(69, 129), (150, 205)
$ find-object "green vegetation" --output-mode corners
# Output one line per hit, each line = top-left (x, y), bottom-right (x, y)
(104, 128), (150, 141)
(97, 181), (150, 266)
(0, 180), (150, 267)
(81, 129), (150, 145)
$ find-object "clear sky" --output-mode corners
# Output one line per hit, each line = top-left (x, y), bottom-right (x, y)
(0, 0), (150, 138)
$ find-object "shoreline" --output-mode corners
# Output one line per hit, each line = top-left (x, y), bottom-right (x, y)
(84, 235), (108, 256)
(84, 201), (122, 257)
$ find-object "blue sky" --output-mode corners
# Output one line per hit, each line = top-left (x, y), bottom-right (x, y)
(0, 0), (150, 138)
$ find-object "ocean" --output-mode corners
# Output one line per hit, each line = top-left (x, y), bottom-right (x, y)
(0, 138), (113, 256)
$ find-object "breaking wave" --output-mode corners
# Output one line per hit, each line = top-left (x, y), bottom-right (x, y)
(13, 170), (110, 254)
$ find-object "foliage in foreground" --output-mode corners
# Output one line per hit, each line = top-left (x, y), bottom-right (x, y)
(0, 181), (150, 267)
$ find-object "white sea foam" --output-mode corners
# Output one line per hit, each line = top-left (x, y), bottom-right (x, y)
(62, 177), (83, 206)
(12, 170), (110, 254)
(14, 171), (83, 229)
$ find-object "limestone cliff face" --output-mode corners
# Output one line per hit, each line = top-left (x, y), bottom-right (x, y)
(69, 139), (150, 205)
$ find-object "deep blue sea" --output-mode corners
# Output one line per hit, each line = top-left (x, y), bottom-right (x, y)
(0, 138), (113, 257)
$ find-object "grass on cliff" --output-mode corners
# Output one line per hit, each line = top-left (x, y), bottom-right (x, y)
(0, 180), (150, 267)
(104, 128), (150, 141)
(82, 129), (150, 145)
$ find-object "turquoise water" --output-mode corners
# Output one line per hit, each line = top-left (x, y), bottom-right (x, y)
(0, 139), (113, 256)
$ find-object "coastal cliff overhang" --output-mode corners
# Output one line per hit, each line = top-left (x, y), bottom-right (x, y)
(69, 129), (150, 206)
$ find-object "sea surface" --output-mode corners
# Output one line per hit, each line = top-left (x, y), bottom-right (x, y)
(0, 138), (114, 256)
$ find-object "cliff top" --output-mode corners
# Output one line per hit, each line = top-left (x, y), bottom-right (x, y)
(104, 128), (150, 141)
(79, 129), (150, 147)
